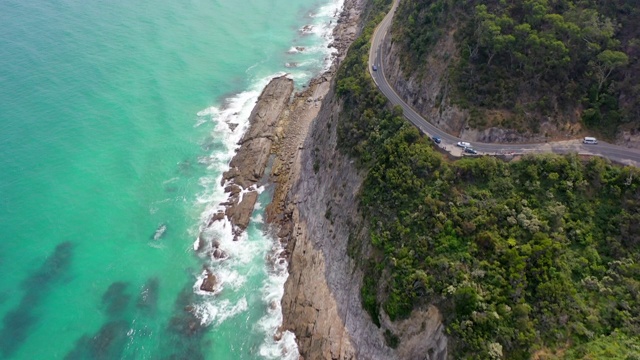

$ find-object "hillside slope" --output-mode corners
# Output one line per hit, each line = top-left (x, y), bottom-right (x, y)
(386, 0), (640, 143)
(334, 0), (640, 357)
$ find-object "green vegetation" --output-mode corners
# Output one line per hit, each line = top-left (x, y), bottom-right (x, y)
(391, 0), (640, 134)
(335, 3), (640, 358)
(563, 331), (640, 359)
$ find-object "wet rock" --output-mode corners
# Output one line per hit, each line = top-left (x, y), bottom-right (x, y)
(224, 185), (241, 195)
(225, 190), (259, 233)
(211, 248), (227, 260)
(207, 211), (225, 226)
(199, 269), (218, 293)
(221, 76), (294, 190)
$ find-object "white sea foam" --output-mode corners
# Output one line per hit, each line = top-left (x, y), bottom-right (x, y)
(193, 297), (249, 327)
(256, 239), (299, 359)
(313, 0), (343, 18)
(196, 106), (219, 117)
(193, 266), (247, 297)
(286, 0), (345, 76)
(147, 241), (165, 249)
(310, 0), (345, 71)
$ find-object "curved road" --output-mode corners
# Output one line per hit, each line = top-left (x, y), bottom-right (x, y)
(368, 0), (640, 167)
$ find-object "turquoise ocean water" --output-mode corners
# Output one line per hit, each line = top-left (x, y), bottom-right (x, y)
(0, 0), (341, 358)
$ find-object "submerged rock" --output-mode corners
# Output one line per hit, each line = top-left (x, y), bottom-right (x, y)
(137, 277), (159, 314)
(152, 223), (167, 240)
(101, 282), (131, 317)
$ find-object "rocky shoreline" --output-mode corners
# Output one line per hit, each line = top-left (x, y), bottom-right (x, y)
(194, 0), (444, 357)
(196, 75), (293, 246)
(195, 0), (362, 250)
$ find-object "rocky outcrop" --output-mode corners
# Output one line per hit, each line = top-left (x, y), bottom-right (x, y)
(200, 75), (293, 242)
(618, 127), (640, 149)
(266, 0), (449, 358)
(199, 269), (218, 293)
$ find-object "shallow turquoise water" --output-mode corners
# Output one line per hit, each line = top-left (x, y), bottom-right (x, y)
(0, 0), (340, 358)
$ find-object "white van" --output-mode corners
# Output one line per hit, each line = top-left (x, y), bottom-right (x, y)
(583, 137), (598, 144)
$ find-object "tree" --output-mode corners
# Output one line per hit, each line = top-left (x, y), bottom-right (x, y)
(593, 49), (629, 92)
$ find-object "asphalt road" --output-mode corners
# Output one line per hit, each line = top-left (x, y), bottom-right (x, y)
(368, 0), (640, 167)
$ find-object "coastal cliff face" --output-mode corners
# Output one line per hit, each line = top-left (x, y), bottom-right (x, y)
(267, 1), (449, 358)
(276, 70), (448, 360)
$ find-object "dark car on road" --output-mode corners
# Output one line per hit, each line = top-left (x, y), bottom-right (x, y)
(464, 147), (478, 154)
(372, 65), (378, 71)
(432, 136), (441, 144)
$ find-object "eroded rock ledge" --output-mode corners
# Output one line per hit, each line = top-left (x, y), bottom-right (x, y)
(204, 75), (294, 241)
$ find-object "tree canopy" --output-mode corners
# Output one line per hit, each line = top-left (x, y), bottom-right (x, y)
(335, 6), (640, 357)
(391, 0), (640, 134)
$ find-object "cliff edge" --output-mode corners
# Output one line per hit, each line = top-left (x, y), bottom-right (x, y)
(267, 0), (449, 358)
